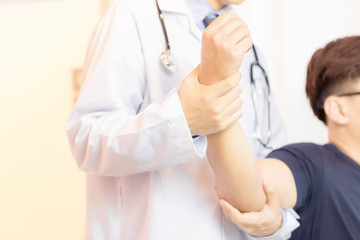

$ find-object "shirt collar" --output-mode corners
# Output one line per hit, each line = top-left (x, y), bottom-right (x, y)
(156, 0), (234, 39)
(184, 0), (213, 27)
(183, 0), (233, 31)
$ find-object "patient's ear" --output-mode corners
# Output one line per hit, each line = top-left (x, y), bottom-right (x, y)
(323, 96), (348, 125)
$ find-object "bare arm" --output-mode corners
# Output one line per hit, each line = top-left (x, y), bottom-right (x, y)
(199, 11), (297, 212)
(199, 10), (265, 212)
(207, 125), (267, 211)
(256, 159), (297, 209)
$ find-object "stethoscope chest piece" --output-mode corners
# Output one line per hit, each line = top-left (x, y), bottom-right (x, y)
(156, 0), (176, 73)
(160, 50), (176, 73)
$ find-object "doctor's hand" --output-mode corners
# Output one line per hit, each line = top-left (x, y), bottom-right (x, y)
(218, 181), (283, 237)
(199, 10), (252, 85)
(179, 66), (243, 136)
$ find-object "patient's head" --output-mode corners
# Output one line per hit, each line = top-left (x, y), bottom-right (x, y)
(306, 36), (360, 124)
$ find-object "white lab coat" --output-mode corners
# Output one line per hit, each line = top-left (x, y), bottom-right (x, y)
(66, 0), (299, 239)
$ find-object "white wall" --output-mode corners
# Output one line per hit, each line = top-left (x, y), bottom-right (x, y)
(235, 0), (360, 144)
(0, 0), (100, 239)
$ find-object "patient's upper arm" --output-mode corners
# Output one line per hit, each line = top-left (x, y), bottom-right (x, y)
(256, 158), (297, 209)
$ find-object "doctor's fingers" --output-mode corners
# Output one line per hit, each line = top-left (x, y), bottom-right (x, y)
(220, 96), (244, 127)
(206, 96), (242, 133)
(216, 83), (243, 108)
(210, 83), (243, 126)
(263, 180), (280, 210)
(219, 198), (260, 225)
(219, 199), (249, 231)
(218, 200), (271, 236)
(206, 72), (242, 98)
(219, 199), (279, 236)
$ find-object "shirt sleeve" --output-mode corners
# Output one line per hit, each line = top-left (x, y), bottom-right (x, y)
(267, 143), (324, 211)
(251, 209), (300, 240)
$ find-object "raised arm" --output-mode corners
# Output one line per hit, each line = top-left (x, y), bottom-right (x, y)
(199, 11), (297, 212)
(199, 10), (266, 211)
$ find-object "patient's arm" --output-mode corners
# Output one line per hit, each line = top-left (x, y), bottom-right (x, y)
(256, 158), (297, 209)
(200, 71), (297, 211)
(199, 9), (297, 212)
(204, 89), (297, 211)
(206, 122), (267, 211)
(201, 85), (297, 211)
(198, 11), (265, 211)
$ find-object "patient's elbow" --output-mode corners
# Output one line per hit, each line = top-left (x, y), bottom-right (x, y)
(222, 185), (267, 213)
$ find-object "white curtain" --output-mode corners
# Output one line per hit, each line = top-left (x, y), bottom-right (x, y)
(236, 0), (360, 144)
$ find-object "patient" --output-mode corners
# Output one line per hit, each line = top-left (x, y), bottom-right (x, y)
(204, 36), (360, 240)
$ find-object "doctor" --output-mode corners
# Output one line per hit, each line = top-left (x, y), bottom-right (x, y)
(66, 0), (299, 239)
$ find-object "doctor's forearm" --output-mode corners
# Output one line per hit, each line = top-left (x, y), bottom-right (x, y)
(206, 123), (267, 212)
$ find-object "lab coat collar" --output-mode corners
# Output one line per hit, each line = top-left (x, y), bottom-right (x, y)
(157, 0), (190, 15)
(157, 0), (202, 41)
(156, 0), (236, 41)
(157, 0), (236, 15)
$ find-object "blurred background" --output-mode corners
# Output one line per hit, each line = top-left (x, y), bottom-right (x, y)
(0, 0), (359, 239)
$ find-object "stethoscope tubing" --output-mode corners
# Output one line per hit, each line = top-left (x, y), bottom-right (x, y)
(155, 0), (272, 148)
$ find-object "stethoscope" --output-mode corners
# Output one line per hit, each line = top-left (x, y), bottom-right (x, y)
(250, 46), (272, 149)
(156, 0), (272, 148)
(156, 0), (176, 73)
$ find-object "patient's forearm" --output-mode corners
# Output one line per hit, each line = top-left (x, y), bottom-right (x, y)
(207, 122), (267, 212)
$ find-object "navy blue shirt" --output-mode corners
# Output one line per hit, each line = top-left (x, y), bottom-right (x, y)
(267, 143), (360, 240)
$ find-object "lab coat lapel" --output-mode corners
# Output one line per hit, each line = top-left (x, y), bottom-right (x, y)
(157, 0), (188, 15)
(156, 0), (202, 41)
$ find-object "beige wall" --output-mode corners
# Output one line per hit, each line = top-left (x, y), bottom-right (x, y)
(0, 0), (100, 239)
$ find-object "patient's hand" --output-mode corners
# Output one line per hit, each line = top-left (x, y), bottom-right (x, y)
(199, 10), (252, 85)
(218, 181), (282, 237)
